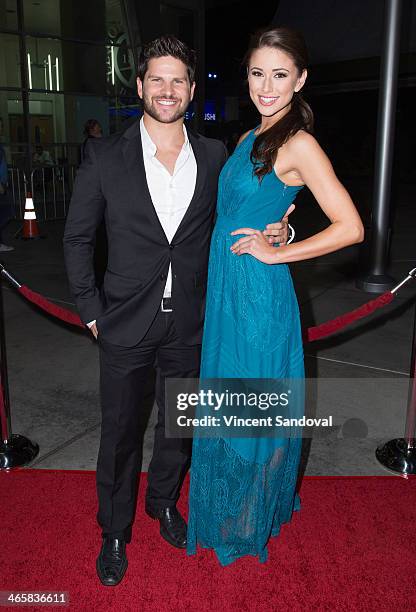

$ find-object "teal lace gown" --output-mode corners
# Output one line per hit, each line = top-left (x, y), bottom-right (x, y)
(186, 129), (305, 566)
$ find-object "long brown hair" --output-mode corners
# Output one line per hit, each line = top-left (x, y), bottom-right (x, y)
(244, 27), (314, 180)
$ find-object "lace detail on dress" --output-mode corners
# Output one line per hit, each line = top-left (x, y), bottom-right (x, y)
(207, 225), (296, 353)
(187, 436), (302, 566)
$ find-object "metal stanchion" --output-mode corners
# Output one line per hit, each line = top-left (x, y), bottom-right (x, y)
(356, 0), (403, 292)
(0, 265), (39, 469)
(376, 268), (416, 475)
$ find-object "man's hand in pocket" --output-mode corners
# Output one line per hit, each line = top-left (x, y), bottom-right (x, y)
(89, 322), (98, 339)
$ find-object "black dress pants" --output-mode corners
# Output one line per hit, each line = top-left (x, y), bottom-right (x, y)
(96, 308), (200, 542)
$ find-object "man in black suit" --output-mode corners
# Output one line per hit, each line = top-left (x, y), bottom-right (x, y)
(64, 35), (289, 586)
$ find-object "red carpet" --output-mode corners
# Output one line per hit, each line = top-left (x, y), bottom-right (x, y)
(1, 470), (415, 612)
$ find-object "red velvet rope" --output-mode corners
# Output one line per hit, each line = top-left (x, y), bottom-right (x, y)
(17, 284), (395, 342)
(18, 285), (85, 328)
(304, 291), (394, 342)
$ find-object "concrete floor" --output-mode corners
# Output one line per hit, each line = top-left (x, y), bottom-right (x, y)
(1, 179), (415, 477)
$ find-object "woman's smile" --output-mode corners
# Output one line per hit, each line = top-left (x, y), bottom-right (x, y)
(258, 95), (280, 106)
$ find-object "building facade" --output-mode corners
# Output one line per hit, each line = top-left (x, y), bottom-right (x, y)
(0, 0), (204, 177)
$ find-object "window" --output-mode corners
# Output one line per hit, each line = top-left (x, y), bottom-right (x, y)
(0, 0), (144, 168)
(23, 0), (125, 43)
(26, 36), (61, 91)
(0, 33), (21, 88)
(25, 35), (135, 97)
(1, 0), (18, 31)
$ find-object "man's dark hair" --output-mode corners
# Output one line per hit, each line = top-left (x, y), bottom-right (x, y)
(137, 35), (196, 83)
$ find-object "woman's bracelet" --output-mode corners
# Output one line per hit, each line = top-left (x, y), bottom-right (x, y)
(287, 224), (295, 244)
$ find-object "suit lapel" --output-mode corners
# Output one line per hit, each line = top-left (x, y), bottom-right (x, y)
(171, 129), (208, 241)
(121, 120), (169, 243)
(121, 120), (208, 244)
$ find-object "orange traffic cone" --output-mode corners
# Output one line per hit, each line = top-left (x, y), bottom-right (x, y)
(22, 193), (41, 239)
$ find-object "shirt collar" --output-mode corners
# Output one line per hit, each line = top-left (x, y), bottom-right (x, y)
(140, 116), (190, 158)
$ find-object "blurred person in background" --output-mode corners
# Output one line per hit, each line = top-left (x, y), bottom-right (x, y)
(81, 119), (103, 162)
(33, 144), (54, 166)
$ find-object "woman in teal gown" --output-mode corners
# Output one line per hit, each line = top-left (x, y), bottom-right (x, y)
(187, 27), (364, 566)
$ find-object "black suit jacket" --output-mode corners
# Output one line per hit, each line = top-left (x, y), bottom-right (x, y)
(63, 120), (227, 347)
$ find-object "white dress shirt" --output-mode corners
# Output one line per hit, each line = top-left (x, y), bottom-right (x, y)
(140, 117), (197, 298)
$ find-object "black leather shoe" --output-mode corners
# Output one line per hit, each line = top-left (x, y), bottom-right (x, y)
(146, 505), (187, 549)
(96, 537), (128, 586)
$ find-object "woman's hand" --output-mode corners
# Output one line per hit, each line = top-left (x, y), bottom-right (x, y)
(263, 204), (295, 245)
(230, 228), (280, 264)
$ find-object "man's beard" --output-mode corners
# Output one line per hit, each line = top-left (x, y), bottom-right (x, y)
(142, 94), (188, 124)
